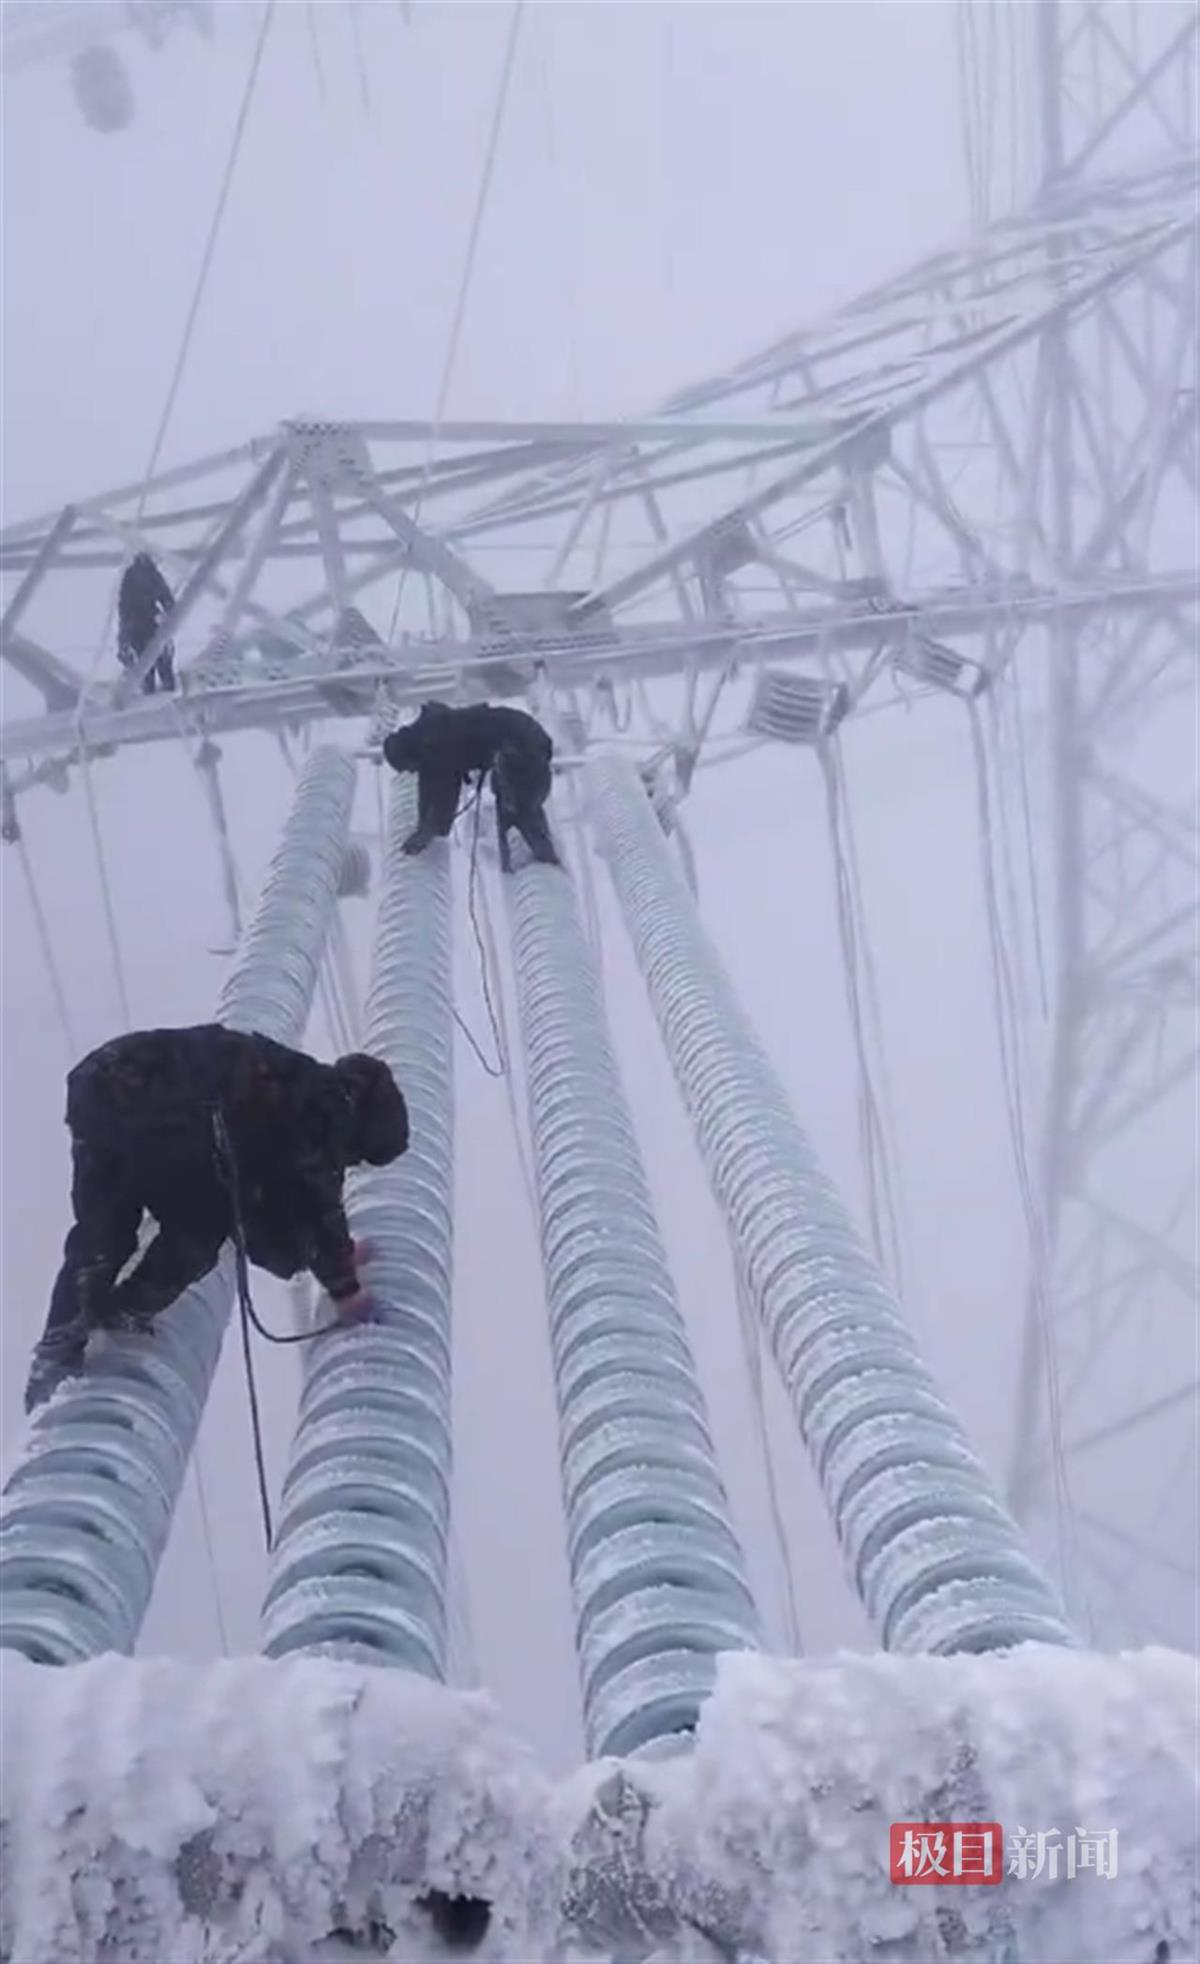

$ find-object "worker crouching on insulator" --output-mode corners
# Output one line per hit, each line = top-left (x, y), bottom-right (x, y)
(382, 700), (561, 872)
(117, 551), (178, 694)
(24, 1026), (409, 1413)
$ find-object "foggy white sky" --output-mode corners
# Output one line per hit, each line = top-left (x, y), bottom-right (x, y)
(2, 3), (1194, 1773)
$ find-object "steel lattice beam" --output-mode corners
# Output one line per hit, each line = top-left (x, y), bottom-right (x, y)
(2, 124), (1195, 775)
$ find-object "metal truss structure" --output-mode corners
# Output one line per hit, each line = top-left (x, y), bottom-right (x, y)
(1002, 4), (1198, 1645)
(1, 0), (1196, 1674)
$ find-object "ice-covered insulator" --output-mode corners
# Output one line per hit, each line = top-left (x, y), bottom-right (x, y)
(262, 777), (454, 1678)
(588, 753), (1073, 1658)
(507, 852), (760, 1759)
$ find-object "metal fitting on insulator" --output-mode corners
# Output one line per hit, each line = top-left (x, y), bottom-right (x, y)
(337, 839), (372, 899)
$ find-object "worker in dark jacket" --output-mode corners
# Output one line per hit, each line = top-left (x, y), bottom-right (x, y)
(24, 1025), (409, 1412)
(117, 552), (177, 694)
(382, 700), (560, 871)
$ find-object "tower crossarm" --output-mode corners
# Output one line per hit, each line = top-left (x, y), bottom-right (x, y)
(1, 566), (1194, 775)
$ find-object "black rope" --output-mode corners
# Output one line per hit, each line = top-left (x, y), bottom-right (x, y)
(233, 1241), (274, 1551)
(210, 1107), (349, 1553)
(453, 778), (507, 1079)
(211, 1108), (346, 1345)
(396, 760), (515, 1080)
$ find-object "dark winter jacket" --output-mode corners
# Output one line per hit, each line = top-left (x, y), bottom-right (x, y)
(383, 702), (552, 782)
(65, 1026), (405, 1300)
(117, 555), (175, 658)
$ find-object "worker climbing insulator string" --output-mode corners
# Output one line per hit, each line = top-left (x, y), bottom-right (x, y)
(23, 1025), (408, 1413)
(379, 698), (565, 1075)
(381, 698), (561, 873)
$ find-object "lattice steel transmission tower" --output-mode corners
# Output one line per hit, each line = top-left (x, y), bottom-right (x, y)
(1, 5), (1197, 1953)
(1, 0), (1195, 1663)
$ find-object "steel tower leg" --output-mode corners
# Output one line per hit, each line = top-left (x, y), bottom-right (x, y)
(1007, 0), (1081, 1530)
(1002, 4), (1199, 1650)
(507, 855), (761, 1760)
(589, 754), (1074, 1656)
(260, 778), (454, 1676)
(0, 748), (357, 1664)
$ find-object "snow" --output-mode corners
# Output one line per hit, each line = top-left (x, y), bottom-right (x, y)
(1, 1642), (1196, 1962)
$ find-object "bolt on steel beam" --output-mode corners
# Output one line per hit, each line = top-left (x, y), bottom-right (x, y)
(588, 753), (1074, 1657)
(0, 748), (357, 1665)
(261, 777), (454, 1677)
(507, 853), (761, 1760)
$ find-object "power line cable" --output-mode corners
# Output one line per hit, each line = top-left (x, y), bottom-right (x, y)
(826, 737), (908, 1263)
(386, 0), (525, 641)
(141, 0), (278, 504)
(305, 1), (327, 105)
(348, 2), (371, 114)
(533, 6), (584, 419)
(1009, 656), (1051, 1017)
(79, 753), (133, 1031)
(965, 699), (1089, 1633)
(818, 743), (904, 1286)
(190, 1449), (232, 1655)
(65, 2), (278, 1061)
(735, 1264), (804, 1655)
(79, 0), (278, 705)
(13, 827), (78, 1060)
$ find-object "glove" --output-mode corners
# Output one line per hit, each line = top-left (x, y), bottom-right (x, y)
(334, 1286), (380, 1325)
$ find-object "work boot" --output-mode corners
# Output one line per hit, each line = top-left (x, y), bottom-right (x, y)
(520, 813), (561, 867)
(401, 820), (438, 857)
(24, 1328), (88, 1414)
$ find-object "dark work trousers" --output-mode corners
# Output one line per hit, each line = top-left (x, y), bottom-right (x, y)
(40, 1132), (231, 1362)
(118, 642), (176, 695)
(143, 643), (176, 695)
(492, 745), (558, 870)
(416, 764), (464, 838)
